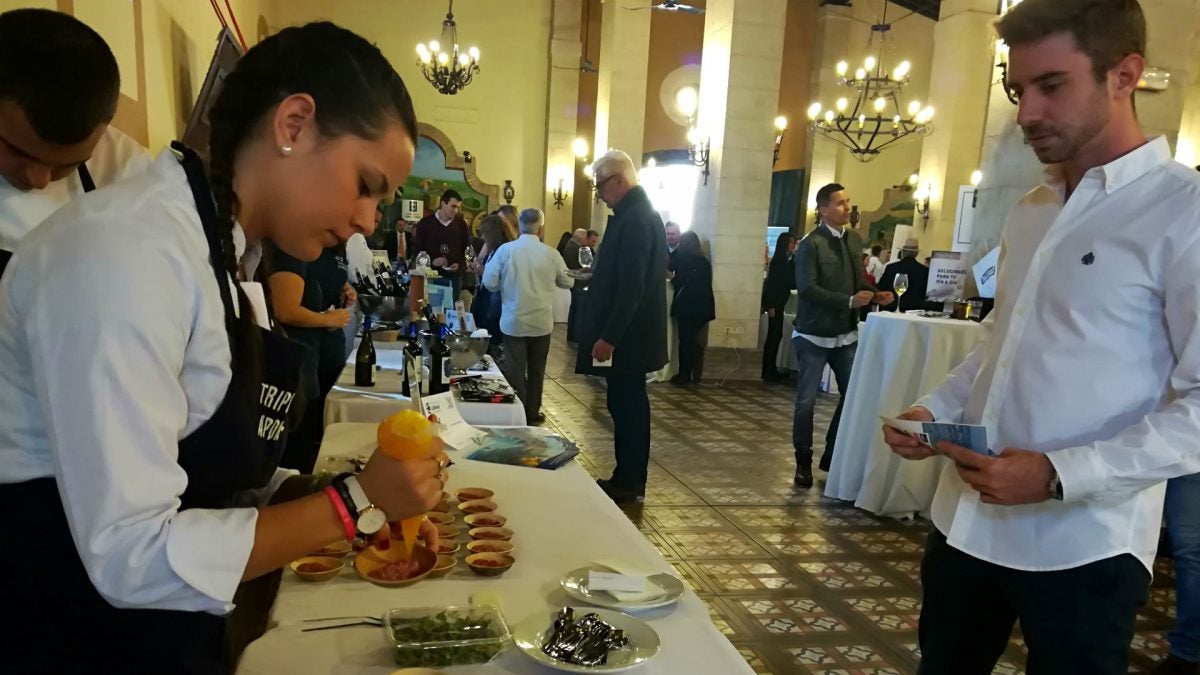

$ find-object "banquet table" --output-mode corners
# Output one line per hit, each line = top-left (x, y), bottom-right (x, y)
(325, 341), (527, 428)
(236, 423), (753, 675)
(553, 287), (571, 324)
(824, 311), (981, 518)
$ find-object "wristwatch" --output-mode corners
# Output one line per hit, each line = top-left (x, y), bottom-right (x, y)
(339, 474), (389, 535)
(1048, 468), (1064, 501)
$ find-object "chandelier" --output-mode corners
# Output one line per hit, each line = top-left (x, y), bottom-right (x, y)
(415, 0), (480, 96)
(807, 1), (933, 162)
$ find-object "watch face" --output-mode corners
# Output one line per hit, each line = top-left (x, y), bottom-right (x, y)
(358, 507), (388, 535)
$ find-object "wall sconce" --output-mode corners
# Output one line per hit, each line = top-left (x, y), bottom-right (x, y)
(502, 180), (515, 204)
(970, 169), (982, 207)
(687, 126), (711, 185)
(773, 115), (788, 166)
(551, 177), (568, 209)
(462, 150), (473, 163)
(914, 182), (931, 224)
(849, 205), (860, 228)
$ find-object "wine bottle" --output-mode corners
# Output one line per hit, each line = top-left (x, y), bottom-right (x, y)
(402, 323), (422, 397)
(428, 325), (452, 395)
(354, 316), (376, 387)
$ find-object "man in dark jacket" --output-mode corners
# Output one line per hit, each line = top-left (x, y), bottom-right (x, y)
(576, 150), (668, 504)
(562, 228), (587, 343)
(877, 237), (932, 312)
(792, 183), (893, 487)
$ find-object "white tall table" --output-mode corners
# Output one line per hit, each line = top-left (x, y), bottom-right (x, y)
(326, 344), (526, 427)
(824, 312), (981, 518)
(236, 423), (753, 675)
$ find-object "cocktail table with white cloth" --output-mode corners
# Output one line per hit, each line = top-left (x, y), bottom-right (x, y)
(236, 423), (753, 675)
(824, 311), (981, 518)
(325, 341), (527, 427)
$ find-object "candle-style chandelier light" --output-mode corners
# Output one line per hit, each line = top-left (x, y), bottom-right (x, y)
(807, 0), (934, 162)
(415, 0), (480, 96)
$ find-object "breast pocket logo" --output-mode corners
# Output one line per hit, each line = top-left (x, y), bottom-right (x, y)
(1081, 252), (1095, 265)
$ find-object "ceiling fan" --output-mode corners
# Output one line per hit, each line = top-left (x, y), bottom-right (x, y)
(629, 1), (705, 15)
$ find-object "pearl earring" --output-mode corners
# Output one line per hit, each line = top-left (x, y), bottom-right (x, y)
(280, 145), (293, 156)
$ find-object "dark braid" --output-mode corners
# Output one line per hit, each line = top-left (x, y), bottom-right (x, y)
(202, 22), (418, 384)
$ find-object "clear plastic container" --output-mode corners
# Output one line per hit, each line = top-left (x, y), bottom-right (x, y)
(382, 605), (511, 668)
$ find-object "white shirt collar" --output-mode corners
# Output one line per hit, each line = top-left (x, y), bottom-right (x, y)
(1041, 135), (1169, 198)
(821, 222), (845, 239)
(436, 211), (454, 226)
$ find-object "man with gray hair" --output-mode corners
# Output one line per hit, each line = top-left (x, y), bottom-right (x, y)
(483, 208), (573, 424)
(576, 149), (668, 504)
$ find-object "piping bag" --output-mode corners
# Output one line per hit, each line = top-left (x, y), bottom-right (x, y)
(372, 410), (443, 561)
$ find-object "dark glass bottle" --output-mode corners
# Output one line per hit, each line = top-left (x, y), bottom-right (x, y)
(428, 326), (452, 395)
(354, 316), (376, 387)
(402, 323), (422, 397)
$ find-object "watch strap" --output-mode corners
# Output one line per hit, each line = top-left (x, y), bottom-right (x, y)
(344, 475), (373, 512)
(330, 473), (360, 521)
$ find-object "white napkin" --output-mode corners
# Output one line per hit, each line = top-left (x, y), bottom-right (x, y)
(592, 560), (667, 604)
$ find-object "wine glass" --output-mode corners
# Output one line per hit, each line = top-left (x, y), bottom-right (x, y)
(464, 243), (476, 264)
(579, 246), (594, 270)
(894, 273), (909, 311)
(415, 250), (431, 271)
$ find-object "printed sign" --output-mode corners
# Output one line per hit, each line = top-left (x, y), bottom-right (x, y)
(926, 251), (968, 302)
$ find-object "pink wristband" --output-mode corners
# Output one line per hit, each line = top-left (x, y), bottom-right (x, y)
(324, 485), (357, 541)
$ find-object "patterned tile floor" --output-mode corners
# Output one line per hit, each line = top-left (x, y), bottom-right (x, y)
(536, 328), (1177, 675)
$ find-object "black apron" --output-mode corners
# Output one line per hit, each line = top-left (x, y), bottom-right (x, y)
(0, 147), (306, 673)
(0, 164), (94, 278)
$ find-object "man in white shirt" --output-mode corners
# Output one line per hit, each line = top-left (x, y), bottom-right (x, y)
(0, 9), (150, 278)
(882, 2), (1200, 672)
(865, 245), (886, 282)
(483, 208), (572, 424)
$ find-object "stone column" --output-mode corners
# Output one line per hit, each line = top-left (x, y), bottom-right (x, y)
(543, 0), (583, 243)
(913, 0), (996, 253)
(802, 3), (853, 229)
(690, 0), (787, 349)
(590, 0), (651, 232)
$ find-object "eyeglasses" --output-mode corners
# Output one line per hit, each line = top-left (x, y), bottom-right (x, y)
(595, 174), (617, 192)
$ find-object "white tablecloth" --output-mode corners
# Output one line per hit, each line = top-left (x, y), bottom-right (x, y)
(326, 345), (527, 428)
(237, 423), (752, 675)
(553, 287), (571, 324)
(824, 312), (981, 518)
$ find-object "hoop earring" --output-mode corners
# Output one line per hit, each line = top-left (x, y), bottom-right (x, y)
(280, 145), (293, 156)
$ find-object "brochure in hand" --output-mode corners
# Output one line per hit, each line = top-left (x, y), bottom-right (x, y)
(464, 428), (580, 470)
(879, 416), (991, 455)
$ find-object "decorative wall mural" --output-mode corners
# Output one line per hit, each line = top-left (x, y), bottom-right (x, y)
(397, 123), (500, 234)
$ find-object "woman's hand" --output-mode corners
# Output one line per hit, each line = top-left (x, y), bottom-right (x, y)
(356, 448), (448, 521)
(322, 308), (352, 329)
(341, 283), (357, 308)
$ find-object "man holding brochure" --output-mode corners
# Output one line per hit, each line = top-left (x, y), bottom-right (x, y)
(883, 1), (1200, 673)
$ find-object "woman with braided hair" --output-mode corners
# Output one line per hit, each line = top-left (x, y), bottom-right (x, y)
(0, 23), (448, 673)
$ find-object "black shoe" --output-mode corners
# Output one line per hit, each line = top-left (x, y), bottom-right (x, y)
(794, 466), (814, 488)
(529, 411), (546, 424)
(670, 375), (691, 387)
(597, 478), (645, 504)
(1151, 656), (1200, 675)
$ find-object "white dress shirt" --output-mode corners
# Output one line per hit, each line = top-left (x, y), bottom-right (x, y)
(483, 234), (573, 337)
(866, 256), (886, 281)
(0, 150), (291, 614)
(916, 136), (1200, 574)
(794, 223), (860, 348)
(0, 126), (150, 251)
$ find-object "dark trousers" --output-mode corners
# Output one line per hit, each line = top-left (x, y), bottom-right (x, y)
(791, 336), (856, 472)
(1165, 473), (1200, 660)
(280, 337), (344, 473)
(762, 310), (785, 378)
(918, 528), (1149, 675)
(676, 318), (707, 383)
(501, 333), (552, 421)
(606, 370), (651, 491)
(567, 287), (582, 342)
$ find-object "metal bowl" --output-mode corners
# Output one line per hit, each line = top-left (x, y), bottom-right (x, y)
(445, 332), (491, 372)
(357, 295), (407, 323)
